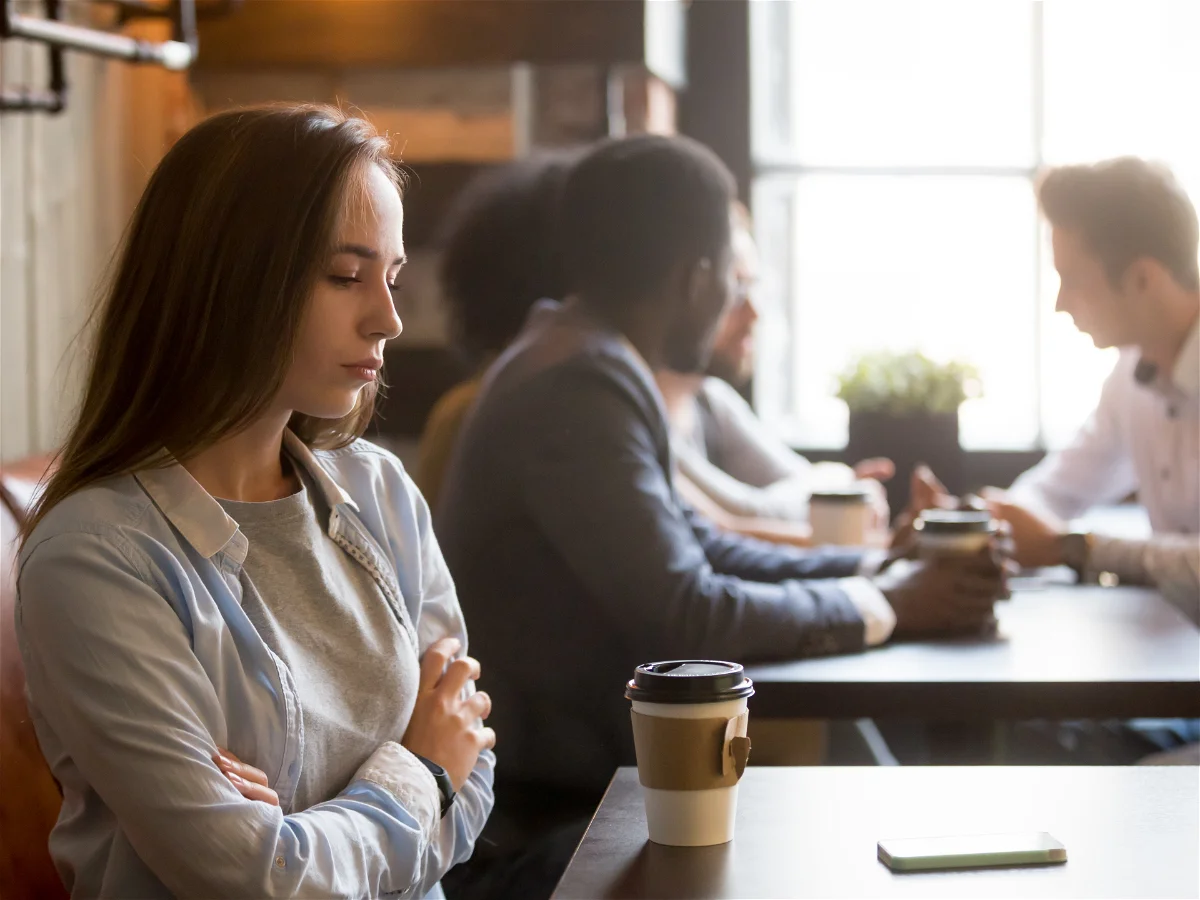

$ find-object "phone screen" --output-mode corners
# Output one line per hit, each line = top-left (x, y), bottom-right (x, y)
(878, 832), (1067, 872)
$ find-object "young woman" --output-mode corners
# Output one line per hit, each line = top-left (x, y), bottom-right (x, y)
(15, 105), (494, 898)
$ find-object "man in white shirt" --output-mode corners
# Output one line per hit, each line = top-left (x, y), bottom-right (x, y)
(987, 157), (1199, 620)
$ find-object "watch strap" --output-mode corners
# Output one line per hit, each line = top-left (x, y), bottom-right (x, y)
(414, 754), (456, 817)
(1060, 530), (1094, 581)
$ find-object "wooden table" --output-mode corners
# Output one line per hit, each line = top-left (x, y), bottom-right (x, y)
(553, 766), (1199, 899)
(745, 585), (1200, 720)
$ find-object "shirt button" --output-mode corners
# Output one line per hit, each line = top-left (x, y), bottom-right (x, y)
(289, 762), (298, 779)
(1162, 468), (1171, 480)
(275, 856), (286, 869)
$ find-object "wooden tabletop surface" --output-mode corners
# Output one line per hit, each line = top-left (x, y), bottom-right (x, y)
(553, 766), (1200, 899)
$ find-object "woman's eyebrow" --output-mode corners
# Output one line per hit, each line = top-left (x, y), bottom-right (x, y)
(333, 243), (406, 266)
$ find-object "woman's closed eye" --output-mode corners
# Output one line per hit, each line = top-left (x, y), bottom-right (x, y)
(328, 274), (401, 296)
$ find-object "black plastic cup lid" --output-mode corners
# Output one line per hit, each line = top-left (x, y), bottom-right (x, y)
(625, 660), (755, 704)
(809, 487), (871, 504)
(915, 509), (996, 535)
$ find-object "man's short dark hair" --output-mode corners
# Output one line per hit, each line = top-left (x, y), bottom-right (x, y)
(1037, 157), (1199, 291)
(438, 153), (578, 361)
(560, 135), (736, 306)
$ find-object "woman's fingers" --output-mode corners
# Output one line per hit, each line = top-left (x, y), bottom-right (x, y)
(215, 748), (270, 787)
(214, 750), (280, 806)
(477, 727), (498, 752)
(438, 656), (483, 700)
(464, 690), (492, 721)
(226, 771), (281, 807)
(419, 637), (462, 692)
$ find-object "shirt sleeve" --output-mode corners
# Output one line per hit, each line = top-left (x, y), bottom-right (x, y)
(17, 530), (453, 900)
(683, 379), (858, 520)
(370, 449), (496, 897)
(1088, 533), (1200, 626)
(700, 378), (818, 487)
(518, 364), (867, 663)
(1009, 355), (1140, 520)
(406, 478), (496, 895)
(674, 437), (815, 520)
(836, 577), (897, 646)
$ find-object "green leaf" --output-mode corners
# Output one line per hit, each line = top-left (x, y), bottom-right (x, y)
(834, 350), (982, 414)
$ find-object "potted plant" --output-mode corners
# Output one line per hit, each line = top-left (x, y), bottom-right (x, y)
(835, 351), (981, 513)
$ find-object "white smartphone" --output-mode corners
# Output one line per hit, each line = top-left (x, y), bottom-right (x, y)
(878, 832), (1067, 872)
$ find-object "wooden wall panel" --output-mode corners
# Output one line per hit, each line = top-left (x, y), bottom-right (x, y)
(196, 0), (645, 70)
(0, 14), (195, 461)
(194, 67), (521, 163)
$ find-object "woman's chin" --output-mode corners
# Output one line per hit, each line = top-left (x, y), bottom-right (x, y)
(295, 393), (361, 421)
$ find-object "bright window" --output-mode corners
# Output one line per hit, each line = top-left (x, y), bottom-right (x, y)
(750, 0), (1200, 450)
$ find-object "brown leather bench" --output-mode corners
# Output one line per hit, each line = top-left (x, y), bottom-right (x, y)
(1, 456), (68, 899)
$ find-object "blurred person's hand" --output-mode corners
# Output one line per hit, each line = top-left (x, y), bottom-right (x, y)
(214, 748), (279, 806)
(856, 477), (891, 536)
(853, 457), (895, 483)
(909, 464), (955, 514)
(889, 465), (957, 553)
(402, 637), (496, 791)
(982, 488), (1067, 569)
(875, 546), (1007, 639)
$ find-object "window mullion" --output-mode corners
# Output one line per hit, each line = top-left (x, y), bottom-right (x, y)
(1031, 0), (1046, 450)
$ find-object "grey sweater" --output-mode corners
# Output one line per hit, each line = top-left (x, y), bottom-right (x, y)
(437, 299), (867, 801)
(218, 465), (420, 813)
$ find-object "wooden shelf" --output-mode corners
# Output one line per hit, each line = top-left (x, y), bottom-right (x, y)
(196, 0), (685, 86)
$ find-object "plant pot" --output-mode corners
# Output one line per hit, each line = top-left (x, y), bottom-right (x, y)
(846, 410), (964, 518)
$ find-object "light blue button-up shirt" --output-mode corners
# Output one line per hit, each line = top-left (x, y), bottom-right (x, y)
(15, 432), (494, 898)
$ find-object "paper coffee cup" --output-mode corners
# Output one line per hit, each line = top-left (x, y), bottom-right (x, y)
(625, 660), (754, 847)
(914, 509), (997, 558)
(809, 487), (873, 546)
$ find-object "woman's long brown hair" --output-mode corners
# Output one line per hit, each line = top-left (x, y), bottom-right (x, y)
(20, 104), (398, 545)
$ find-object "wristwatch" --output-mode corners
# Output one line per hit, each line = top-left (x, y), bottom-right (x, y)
(415, 754), (456, 817)
(1059, 530), (1095, 582)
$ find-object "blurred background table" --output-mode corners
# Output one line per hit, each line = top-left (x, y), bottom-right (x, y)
(746, 585), (1200, 721)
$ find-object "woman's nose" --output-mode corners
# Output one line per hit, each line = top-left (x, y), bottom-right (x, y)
(370, 281), (403, 340)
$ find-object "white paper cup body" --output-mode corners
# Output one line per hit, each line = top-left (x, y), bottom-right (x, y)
(917, 531), (993, 558)
(809, 498), (872, 546)
(630, 697), (749, 846)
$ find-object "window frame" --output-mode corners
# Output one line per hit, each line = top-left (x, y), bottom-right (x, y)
(749, 1), (1057, 453)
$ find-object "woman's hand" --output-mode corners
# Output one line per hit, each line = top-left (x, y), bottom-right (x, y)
(214, 748), (279, 806)
(889, 465), (960, 554)
(402, 637), (496, 791)
(982, 489), (1068, 569)
(852, 457), (895, 483)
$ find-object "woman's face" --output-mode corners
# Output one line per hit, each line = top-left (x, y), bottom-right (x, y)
(279, 163), (405, 419)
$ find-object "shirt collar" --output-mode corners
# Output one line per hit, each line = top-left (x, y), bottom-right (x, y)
(283, 430), (358, 512)
(552, 296), (657, 382)
(133, 429), (357, 560)
(617, 335), (656, 384)
(1169, 315), (1200, 398)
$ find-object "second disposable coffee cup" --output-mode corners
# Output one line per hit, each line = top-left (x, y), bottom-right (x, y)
(809, 487), (873, 546)
(914, 509), (998, 558)
(626, 660), (754, 847)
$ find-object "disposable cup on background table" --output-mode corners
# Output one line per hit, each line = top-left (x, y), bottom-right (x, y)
(809, 487), (873, 546)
